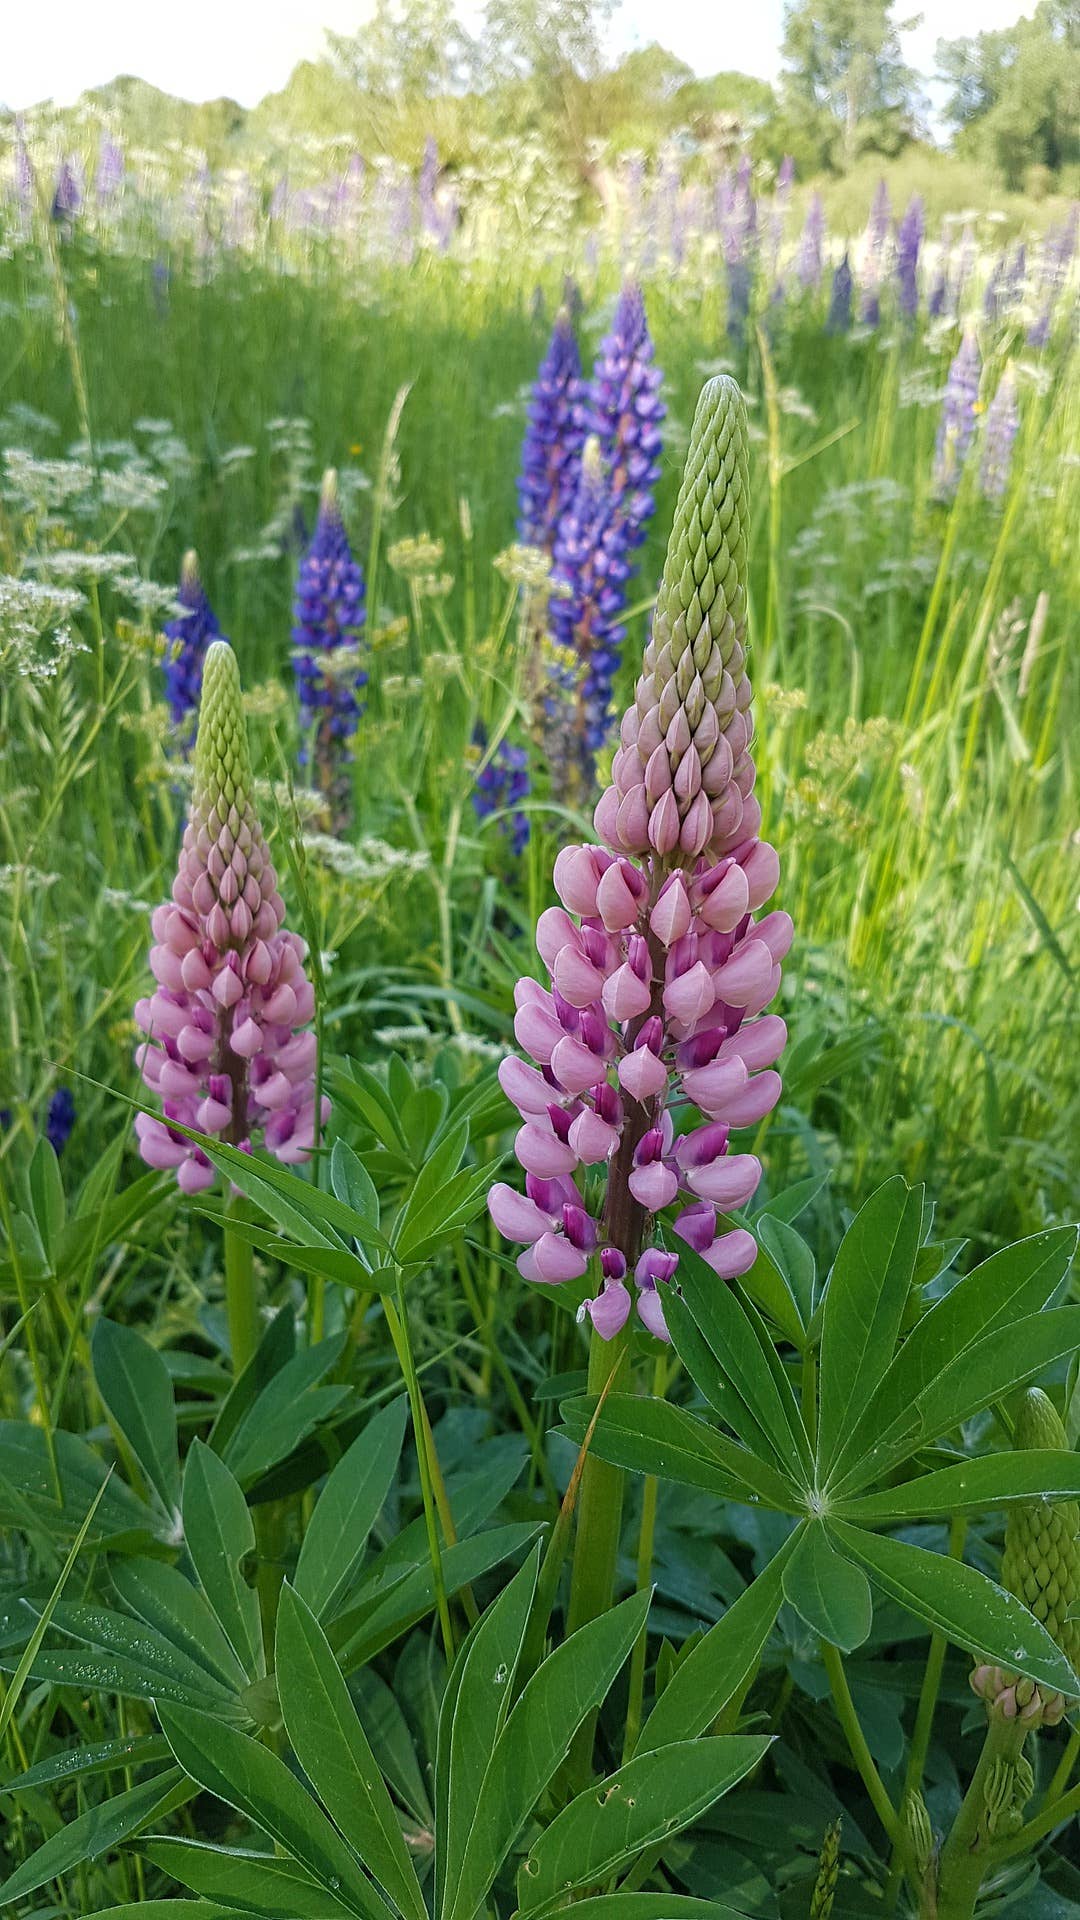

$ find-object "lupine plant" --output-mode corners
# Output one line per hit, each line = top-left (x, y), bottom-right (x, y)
(163, 548), (227, 733)
(292, 467), (368, 831)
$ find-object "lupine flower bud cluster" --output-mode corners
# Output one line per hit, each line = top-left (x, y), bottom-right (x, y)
(136, 641), (327, 1193)
(490, 377), (788, 1342)
(292, 468), (367, 831)
(164, 550), (227, 732)
(933, 329), (981, 499)
(970, 1388), (1080, 1728)
(517, 310), (586, 555)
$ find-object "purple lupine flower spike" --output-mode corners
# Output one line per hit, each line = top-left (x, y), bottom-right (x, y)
(795, 193), (825, 289)
(45, 1088), (75, 1154)
(933, 329), (981, 498)
(896, 195), (924, 321)
(472, 724), (531, 856)
(586, 281), (665, 558)
(826, 253), (853, 333)
(860, 178), (891, 325)
(517, 310), (586, 554)
(51, 159), (80, 225)
(490, 378), (788, 1344)
(135, 642), (328, 1193)
(165, 550), (226, 734)
(981, 366), (1019, 500)
(549, 436), (633, 787)
(292, 468), (367, 832)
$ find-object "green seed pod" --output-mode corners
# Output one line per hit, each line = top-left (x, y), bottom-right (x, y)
(1001, 1388), (1080, 1668)
(809, 1817), (841, 1919)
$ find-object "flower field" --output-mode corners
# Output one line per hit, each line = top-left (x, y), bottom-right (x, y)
(1, 127), (1079, 1918)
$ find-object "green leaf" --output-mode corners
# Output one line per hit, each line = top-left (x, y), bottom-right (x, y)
(350, 1668), (433, 1826)
(0, 1768), (192, 1905)
(0, 1474), (113, 1747)
(755, 1215), (815, 1330)
(4, 1731), (170, 1793)
(832, 1521), (1080, 1696)
(836, 1450), (1080, 1524)
(437, 1548), (539, 1915)
(666, 1241), (813, 1482)
(209, 1304), (296, 1457)
(28, 1135), (65, 1258)
(392, 1160), (503, 1265)
(518, 1735), (769, 1909)
(334, 1524), (541, 1671)
(0, 1420), (161, 1546)
(817, 1177), (922, 1477)
(559, 1394), (799, 1510)
(639, 1531), (796, 1753)
(446, 1587), (652, 1920)
(25, 1599), (243, 1714)
(182, 1439), (264, 1681)
(159, 1703), (393, 1920)
(144, 1837), (356, 1917)
(276, 1585), (427, 1920)
(295, 1397), (408, 1620)
(330, 1137), (381, 1229)
(831, 1226), (1079, 1489)
(77, 1905), (236, 1919)
(542, 1901), (754, 1920)
(330, 1059), (410, 1150)
(110, 1557), (249, 1695)
(92, 1317), (181, 1515)
(753, 1171), (829, 1227)
(781, 1522), (873, 1651)
(221, 1336), (350, 1483)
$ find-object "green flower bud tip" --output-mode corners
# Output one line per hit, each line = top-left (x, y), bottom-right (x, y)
(809, 1817), (841, 1919)
(193, 638), (252, 825)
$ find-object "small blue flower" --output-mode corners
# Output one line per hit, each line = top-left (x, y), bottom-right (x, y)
(471, 725), (530, 855)
(46, 1088), (75, 1154)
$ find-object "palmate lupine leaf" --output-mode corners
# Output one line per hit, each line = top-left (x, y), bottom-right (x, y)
(814, 1175), (923, 1479)
(81, 1907), (235, 1919)
(781, 1522), (873, 1653)
(182, 1439), (264, 1683)
(92, 1316), (181, 1516)
(143, 1836), (357, 1917)
(110, 1557), (249, 1694)
(293, 1396), (409, 1620)
(0, 1769), (196, 1906)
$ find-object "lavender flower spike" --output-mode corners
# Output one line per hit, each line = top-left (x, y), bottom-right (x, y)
(795, 193), (825, 290)
(933, 329), (981, 499)
(587, 282), (665, 557)
(895, 195), (924, 321)
(489, 378), (789, 1342)
(165, 549), (226, 732)
(549, 435), (632, 786)
(517, 309), (586, 555)
(292, 468), (367, 831)
(981, 365), (1019, 500)
(135, 641), (327, 1193)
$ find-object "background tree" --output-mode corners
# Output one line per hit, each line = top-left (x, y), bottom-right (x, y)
(937, 0), (1080, 188)
(326, 0), (482, 100)
(780, 0), (919, 168)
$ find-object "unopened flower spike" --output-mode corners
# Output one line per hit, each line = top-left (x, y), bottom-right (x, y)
(164, 549), (227, 735)
(135, 640), (328, 1193)
(489, 376), (789, 1342)
(970, 1388), (1080, 1729)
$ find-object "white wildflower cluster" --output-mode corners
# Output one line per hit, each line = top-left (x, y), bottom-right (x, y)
(3, 450), (96, 511)
(0, 574), (89, 679)
(302, 833), (432, 883)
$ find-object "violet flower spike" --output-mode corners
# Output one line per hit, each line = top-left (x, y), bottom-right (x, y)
(135, 640), (329, 1193)
(933, 329), (981, 500)
(489, 377), (789, 1343)
(586, 281), (665, 559)
(981, 365), (1019, 501)
(292, 468), (367, 832)
(164, 549), (227, 735)
(516, 309), (587, 555)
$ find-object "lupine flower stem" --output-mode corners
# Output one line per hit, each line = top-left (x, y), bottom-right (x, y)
(384, 1277), (457, 1662)
(622, 1347), (666, 1762)
(564, 1323), (632, 1783)
(822, 1638), (903, 1850)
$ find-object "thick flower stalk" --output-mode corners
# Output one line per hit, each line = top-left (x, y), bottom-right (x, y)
(292, 468), (367, 832)
(548, 436), (633, 786)
(164, 549), (227, 733)
(980, 366), (1019, 500)
(895, 194), (924, 321)
(516, 310), (587, 555)
(471, 724), (531, 857)
(586, 282), (665, 558)
(135, 640), (327, 1194)
(490, 377), (788, 1343)
(933, 330), (981, 499)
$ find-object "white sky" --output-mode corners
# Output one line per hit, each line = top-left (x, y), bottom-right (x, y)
(3, 0), (1035, 112)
